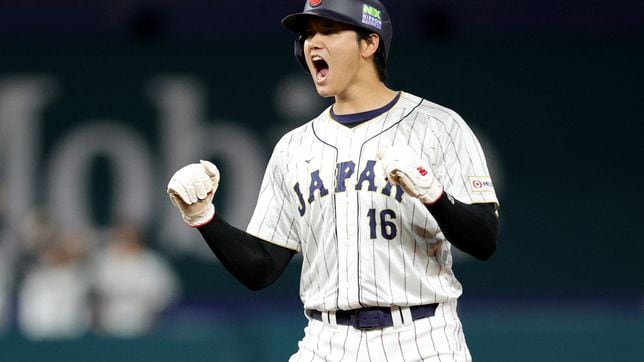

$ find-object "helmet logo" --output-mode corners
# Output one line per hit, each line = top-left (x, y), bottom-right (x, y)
(362, 4), (383, 29)
(309, 0), (322, 7)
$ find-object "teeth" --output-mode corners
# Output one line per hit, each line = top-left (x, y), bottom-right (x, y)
(312, 55), (322, 61)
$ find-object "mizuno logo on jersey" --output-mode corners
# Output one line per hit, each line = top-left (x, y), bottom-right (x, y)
(293, 160), (404, 217)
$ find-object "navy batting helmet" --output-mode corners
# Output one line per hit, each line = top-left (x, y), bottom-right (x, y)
(281, 0), (393, 73)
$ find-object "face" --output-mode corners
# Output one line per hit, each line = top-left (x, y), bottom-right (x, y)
(303, 18), (362, 98)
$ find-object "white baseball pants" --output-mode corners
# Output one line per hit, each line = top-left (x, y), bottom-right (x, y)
(289, 301), (472, 362)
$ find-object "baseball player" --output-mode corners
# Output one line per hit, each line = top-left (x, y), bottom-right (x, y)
(167, 0), (499, 361)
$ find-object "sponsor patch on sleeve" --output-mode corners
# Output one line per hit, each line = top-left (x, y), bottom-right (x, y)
(468, 176), (495, 193)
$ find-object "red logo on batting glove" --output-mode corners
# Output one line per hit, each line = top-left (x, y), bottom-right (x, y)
(309, 0), (322, 7)
(417, 166), (428, 176)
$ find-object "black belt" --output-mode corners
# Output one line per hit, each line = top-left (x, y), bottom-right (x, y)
(307, 303), (438, 330)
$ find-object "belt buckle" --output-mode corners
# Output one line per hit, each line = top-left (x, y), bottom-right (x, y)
(351, 309), (386, 330)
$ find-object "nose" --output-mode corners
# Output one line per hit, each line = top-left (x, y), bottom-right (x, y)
(306, 32), (324, 50)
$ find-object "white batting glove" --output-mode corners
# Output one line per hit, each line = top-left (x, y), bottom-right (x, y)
(377, 146), (444, 205)
(167, 160), (220, 227)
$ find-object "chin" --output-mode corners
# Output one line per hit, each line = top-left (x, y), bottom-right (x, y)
(314, 85), (335, 98)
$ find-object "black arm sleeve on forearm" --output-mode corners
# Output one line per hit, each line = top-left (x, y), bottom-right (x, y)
(426, 193), (499, 260)
(197, 216), (296, 291)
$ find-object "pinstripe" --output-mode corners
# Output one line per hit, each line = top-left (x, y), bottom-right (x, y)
(355, 331), (363, 362)
(333, 192), (340, 310)
(356, 168), (364, 307)
(299, 133), (327, 304)
(421, 212), (432, 302)
(409, 202), (418, 302)
(253, 162), (280, 232)
(283, 217), (298, 249)
(365, 331), (374, 361)
(369, 191), (381, 305)
(431, 117), (471, 203)
(400, 207), (409, 306)
(406, 111), (419, 145)
(439, 303), (453, 354)
(300, 228), (326, 300)
(379, 331), (390, 362)
(300, 248), (316, 305)
(396, 330), (406, 361)
(445, 302), (460, 354)
(451, 303), (464, 353)
(435, 244), (448, 307)
(431, 125), (458, 194)
(268, 159), (295, 243)
(314, 326), (321, 361)
(339, 326), (349, 361)
(326, 324), (335, 360)
(411, 320), (423, 361)
(384, 195), (394, 304)
(427, 316), (441, 362)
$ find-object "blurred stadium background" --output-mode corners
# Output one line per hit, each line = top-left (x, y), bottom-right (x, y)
(0, 0), (642, 361)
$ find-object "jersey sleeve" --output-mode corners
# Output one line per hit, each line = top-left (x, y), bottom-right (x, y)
(432, 110), (499, 206)
(246, 139), (301, 252)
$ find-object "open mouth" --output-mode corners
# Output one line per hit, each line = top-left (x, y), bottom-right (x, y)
(311, 55), (329, 81)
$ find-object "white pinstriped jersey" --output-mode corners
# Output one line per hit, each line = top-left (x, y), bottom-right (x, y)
(247, 91), (498, 312)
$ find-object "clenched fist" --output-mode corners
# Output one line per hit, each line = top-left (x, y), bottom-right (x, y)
(377, 146), (443, 205)
(167, 160), (220, 227)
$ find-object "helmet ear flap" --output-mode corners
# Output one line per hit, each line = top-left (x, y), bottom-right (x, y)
(294, 35), (310, 74)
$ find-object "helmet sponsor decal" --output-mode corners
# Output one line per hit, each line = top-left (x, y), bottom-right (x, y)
(362, 4), (382, 29)
(309, 0), (322, 7)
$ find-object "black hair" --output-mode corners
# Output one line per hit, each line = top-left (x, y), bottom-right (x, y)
(355, 28), (388, 82)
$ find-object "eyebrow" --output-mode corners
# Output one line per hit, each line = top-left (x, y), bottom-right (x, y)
(306, 19), (352, 32)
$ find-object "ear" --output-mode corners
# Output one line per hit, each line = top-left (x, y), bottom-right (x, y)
(360, 33), (380, 59)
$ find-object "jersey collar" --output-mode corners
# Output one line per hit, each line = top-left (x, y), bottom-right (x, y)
(330, 92), (401, 127)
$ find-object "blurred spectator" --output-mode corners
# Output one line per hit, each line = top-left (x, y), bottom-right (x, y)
(17, 230), (94, 340)
(92, 224), (180, 337)
(0, 239), (13, 333)
(16, 207), (58, 259)
(0, 185), (11, 333)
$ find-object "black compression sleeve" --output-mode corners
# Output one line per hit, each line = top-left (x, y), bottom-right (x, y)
(425, 193), (499, 260)
(197, 216), (296, 290)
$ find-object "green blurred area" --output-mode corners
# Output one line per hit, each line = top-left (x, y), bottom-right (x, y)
(1, 39), (643, 359)
(1, 308), (641, 361)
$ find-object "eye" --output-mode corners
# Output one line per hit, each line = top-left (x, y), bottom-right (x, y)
(320, 26), (336, 35)
(304, 28), (335, 38)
